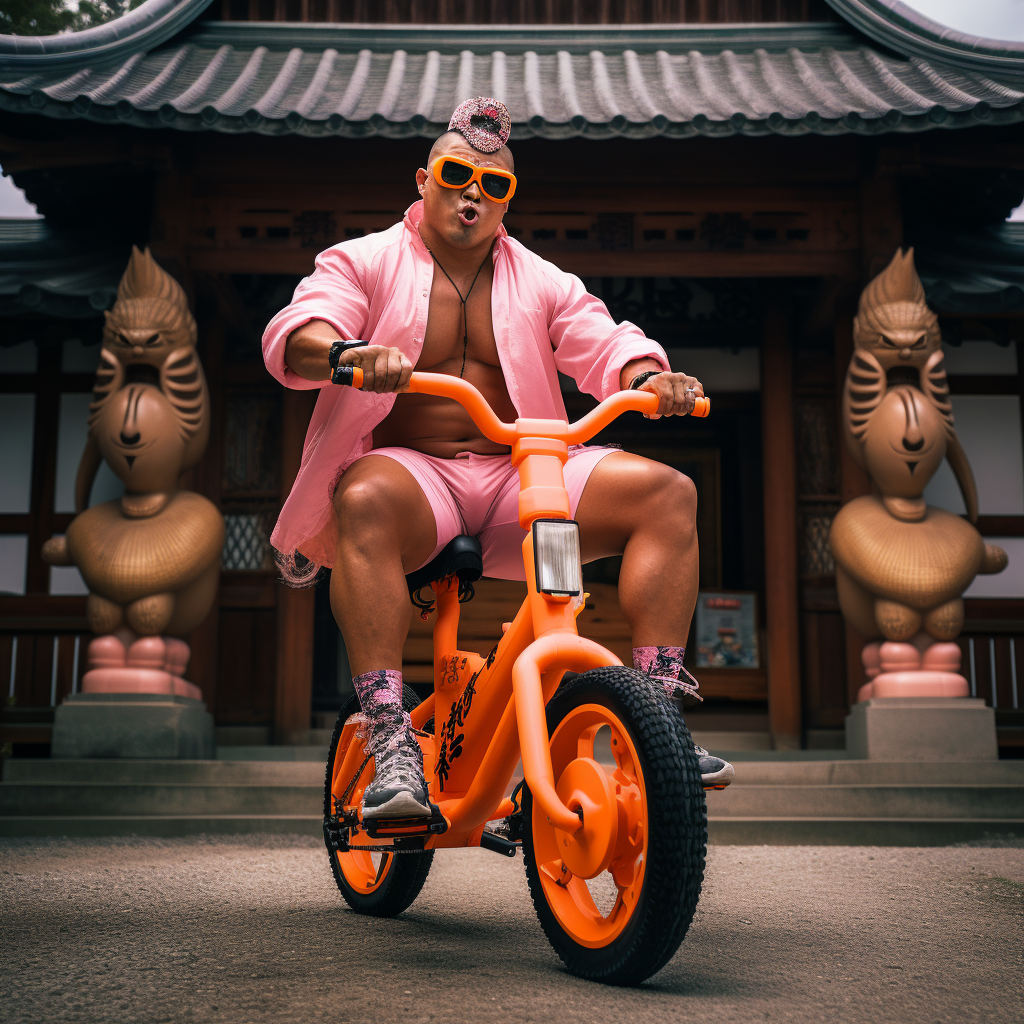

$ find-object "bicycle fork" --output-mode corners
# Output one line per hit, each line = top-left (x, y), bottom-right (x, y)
(512, 633), (621, 833)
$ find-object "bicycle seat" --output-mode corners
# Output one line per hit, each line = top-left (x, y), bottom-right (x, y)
(405, 534), (483, 600)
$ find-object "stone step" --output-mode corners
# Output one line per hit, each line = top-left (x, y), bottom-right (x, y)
(2, 758), (1022, 843)
(3, 777), (1020, 820)
(0, 815), (1019, 846)
(727, 761), (1024, 786)
(0, 783), (323, 817)
(2, 758), (324, 785)
(705, 785), (1024, 819)
(6, 757), (1023, 786)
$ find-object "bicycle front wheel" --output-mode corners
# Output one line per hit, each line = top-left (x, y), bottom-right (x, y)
(522, 666), (707, 985)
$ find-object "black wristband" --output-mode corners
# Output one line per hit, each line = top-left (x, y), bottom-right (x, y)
(629, 370), (662, 390)
(328, 339), (367, 369)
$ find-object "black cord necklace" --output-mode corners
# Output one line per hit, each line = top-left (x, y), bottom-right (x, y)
(427, 247), (491, 378)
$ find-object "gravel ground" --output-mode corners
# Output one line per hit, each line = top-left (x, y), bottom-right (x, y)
(1, 837), (1022, 1024)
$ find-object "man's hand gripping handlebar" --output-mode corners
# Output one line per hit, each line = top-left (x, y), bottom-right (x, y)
(335, 367), (710, 440)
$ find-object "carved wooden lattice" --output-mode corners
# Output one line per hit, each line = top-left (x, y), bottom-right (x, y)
(223, 394), (281, 496)
(191, 194), (858, 261)
(795, 395), (840, 498)
(222, 509), (277, 571)
(799, 505), (837, 578)
(795, 395), (840, 578)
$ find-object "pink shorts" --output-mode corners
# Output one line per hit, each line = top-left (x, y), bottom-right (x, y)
(354, 445), (619, 581)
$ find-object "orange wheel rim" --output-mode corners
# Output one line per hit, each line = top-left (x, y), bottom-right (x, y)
(532, 703), (648, 948)
(336, 849), (393, 893)
(330, 718), (393, 894)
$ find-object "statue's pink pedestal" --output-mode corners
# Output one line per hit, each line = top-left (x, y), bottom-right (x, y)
(52, 632), (213, 759)
(848, 636), (997, 761)
(857, 639), (968, 700)
(80, 634), (202, 701)
(871, 671), (969, 698)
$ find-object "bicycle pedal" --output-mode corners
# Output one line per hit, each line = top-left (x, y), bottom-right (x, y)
(363, 803), (448, 839)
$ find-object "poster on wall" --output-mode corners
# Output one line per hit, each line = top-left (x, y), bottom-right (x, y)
(695, 592), (759, 669)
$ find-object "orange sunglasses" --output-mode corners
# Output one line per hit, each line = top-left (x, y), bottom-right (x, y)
(431, 156), (517, 203)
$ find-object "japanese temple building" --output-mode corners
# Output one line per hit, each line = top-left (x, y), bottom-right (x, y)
(1, 0), (1023, 753)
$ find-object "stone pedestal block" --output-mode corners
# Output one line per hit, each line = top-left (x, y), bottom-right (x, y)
(845, 698), (998, 761)
(51, 693), (215, 760)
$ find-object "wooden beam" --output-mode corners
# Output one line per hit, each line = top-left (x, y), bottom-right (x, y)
(859, 167), (903, 280)
(274, 389), (318, 744)
(183, 301), (225, 712)
(761, 297), (802, 749)
(833, 293), (873, 706)
(186, 245), (860, 279)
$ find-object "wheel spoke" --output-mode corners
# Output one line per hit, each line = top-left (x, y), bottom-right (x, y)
(616, 872), (641, 917)
(372, 852), (391, 887)
(540, 858), (572, 887)
(609, 726), (637, 779)
(576, 724), (599, 761)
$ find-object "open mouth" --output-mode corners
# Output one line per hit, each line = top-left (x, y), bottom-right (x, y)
(458, 205), (479, 227)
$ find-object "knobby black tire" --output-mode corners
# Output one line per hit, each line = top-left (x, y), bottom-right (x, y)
(323, 687), (434, 917)
(522, 666), (707, 986)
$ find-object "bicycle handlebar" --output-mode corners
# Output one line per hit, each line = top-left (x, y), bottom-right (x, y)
(336, 367), (709, 446)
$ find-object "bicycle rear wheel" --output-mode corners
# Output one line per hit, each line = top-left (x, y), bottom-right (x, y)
(323, 689), (434, 917)
(522, 666), (707, 985)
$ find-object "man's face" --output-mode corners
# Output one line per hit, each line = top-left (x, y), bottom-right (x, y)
(416, 134), (512, 248)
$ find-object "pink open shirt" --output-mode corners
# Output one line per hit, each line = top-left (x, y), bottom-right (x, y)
(262, 201), (670, 572)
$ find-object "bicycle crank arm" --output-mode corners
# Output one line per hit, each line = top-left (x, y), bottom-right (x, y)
(480, 830), (520, 857)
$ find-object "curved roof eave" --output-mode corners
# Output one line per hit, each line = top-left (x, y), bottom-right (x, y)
(825, 0), (1024, 82)
(3, 22), (1023, 142)
(0, 0), (215, 72)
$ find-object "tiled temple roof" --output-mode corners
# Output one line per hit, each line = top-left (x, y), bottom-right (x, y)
(0, 220), (122, 319)
(917, 222), (1024, 314)
(1, 22), (1023, 139)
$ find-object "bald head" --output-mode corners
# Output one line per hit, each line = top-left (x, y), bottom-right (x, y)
(427, 131), (514, 173)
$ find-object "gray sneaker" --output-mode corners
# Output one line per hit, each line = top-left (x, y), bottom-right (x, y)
(695, 745), (735, 790)
(362, 730), (431, 820)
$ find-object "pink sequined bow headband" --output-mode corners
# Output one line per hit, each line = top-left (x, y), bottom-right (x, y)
(448, 97), (512, 153)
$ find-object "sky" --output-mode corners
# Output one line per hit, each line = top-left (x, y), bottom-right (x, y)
(903, 0), (1024, 41)
(0, 170), (41, 218)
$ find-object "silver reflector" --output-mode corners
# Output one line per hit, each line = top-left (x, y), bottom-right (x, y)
(533, 519), (583, 596)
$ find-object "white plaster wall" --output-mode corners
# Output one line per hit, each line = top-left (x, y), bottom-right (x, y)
(924, 396), (1024, 516)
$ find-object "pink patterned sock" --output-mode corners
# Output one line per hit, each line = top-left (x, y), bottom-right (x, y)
(351, 669), (412, 752)
(632, 646), (702, 702)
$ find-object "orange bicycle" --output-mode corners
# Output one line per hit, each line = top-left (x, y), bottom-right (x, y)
(323, 369), (711, 985)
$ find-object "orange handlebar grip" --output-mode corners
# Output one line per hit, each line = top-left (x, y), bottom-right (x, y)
(332, 365), (365, 387)
(692, 396), (710, 418)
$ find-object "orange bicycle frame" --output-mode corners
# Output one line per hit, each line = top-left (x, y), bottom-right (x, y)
(332, 370), (710, 848)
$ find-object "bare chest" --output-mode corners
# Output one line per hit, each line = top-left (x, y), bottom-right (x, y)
(418, 264), (499, 372)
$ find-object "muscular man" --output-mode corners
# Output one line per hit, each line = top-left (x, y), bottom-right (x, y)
(263, 98), (734, 820)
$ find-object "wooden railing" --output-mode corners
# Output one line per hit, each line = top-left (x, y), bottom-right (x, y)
(1, 597), (90, 749)
(960, 600), (1024, 748)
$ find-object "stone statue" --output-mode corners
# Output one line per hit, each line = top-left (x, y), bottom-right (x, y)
(830, 249), (1007, 699)
(42, 248), (224, 698)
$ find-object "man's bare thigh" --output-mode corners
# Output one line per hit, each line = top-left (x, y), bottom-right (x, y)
(575, 451), (696, 561)
(332, 454), (438, 572)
